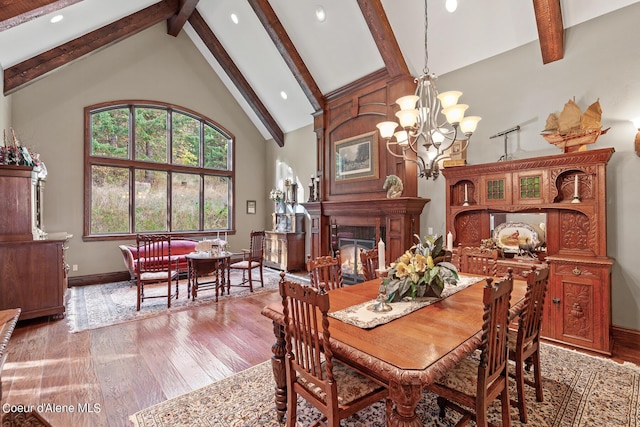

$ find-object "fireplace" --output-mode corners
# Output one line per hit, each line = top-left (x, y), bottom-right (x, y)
(331, 225), (380, 284)
(338, 237), (376, 284)
(304, 197), (429, 270)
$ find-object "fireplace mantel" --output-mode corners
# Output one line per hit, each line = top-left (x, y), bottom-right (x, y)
(303, 197), (429, 264)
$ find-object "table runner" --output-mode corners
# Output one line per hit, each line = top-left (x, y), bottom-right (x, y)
(329, 275), (484, 329)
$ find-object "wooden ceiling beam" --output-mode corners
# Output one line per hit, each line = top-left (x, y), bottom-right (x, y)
(188, 9), (285, 147)
(0, 0), (83, 31)
(357, 0), (410, 78)
(167, 0), (199, 37)
(533, 0), (564, 64)
(3, 0), (180, 95)
(247, 0), (323, 112)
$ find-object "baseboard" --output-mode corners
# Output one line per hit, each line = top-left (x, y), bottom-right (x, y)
(612, 325), (640, 351)
(68, 271), (130, 287)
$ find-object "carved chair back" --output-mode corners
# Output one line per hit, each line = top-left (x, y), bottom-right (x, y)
(307, 252), (344, 290)
(480, 271), (513, 388)
(459, 246), (498, 276)
(359, 247), (378, 281)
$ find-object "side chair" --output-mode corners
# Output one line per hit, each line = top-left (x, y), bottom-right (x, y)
(229, 230), (265, 292)
(359, 247), (378, 281)
(427, 269), (514, 427)
(458, 246), (498, 276)
(508, 265), (550, 423)
(135, 233), (179, 311)
(307, 252), (344, 290)
(279, 275), (388, 426)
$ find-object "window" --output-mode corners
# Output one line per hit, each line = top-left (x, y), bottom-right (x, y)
(84, 101), (234, 239)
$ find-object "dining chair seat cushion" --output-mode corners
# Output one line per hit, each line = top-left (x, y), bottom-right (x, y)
(434, 352), (482, 396)
(140, 270), (178, 282)
(229, 260), (260, 269)
(298, 360), (385, 406)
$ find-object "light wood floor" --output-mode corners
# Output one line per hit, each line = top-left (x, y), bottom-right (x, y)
(2, 284), (639, 427)
(2, 287), (282, 427)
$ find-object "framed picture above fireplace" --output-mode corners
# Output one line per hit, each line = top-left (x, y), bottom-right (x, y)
(333, 131), (379, 182)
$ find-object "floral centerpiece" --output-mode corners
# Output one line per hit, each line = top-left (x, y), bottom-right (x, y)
(269, 188), (285, 213)
(384, 234), (459, 302)
(269, 188), (284, 202)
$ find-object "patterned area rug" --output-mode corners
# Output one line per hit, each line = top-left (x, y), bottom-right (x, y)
(67, 269), (306, 333)
(130, 343), (640, 427)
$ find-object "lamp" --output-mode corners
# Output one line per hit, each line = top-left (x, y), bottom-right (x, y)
(376, 0), (481, 180)
(632, 118), (640, 157)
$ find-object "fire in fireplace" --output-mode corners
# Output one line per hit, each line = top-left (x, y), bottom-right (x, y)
(339, 238), (375, 284)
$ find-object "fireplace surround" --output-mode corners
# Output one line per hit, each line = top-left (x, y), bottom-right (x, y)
(303, 197), (428, 268)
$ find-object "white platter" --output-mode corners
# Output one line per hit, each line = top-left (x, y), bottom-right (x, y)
(493, 222), (545, 253)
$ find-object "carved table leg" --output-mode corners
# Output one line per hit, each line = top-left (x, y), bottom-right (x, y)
(270, 320), (287, 423)
(387, 380), (423, 427)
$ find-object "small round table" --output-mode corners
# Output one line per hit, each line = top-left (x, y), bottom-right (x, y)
(186, 252), (231, 302)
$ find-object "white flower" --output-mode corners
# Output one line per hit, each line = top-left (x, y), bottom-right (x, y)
(269, 189), (284, 202)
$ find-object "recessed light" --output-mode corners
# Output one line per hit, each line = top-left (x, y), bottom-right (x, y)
(445, 0), (458, 13)
(50, 14), (64, 24)
(280, 91), (288, 100)
(230, 13), (239, 24)
(315, 6), (326, 22)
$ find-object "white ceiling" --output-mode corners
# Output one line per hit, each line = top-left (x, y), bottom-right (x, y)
(1, 0), (639, 140)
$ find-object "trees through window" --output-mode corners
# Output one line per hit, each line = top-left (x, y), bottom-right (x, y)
(84, 101), (234, 239)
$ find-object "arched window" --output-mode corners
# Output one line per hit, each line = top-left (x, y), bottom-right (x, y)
(84, 101), (234, 239)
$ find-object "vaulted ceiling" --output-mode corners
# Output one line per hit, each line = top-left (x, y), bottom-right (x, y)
(1, 0), (638, 147)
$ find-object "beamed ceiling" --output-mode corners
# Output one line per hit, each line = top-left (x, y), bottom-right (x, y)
(1, 0), (638, 147)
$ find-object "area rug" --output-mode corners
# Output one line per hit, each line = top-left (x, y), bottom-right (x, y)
(129, 343), (640, 427)
(67, 269), (307, 333)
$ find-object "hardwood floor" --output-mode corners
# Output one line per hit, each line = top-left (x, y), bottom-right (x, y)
(2, 285), (639, 427)
(2, 288), (282, 427)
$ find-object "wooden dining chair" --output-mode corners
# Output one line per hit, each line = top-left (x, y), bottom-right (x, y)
(279, 275), (388, 427)
(229, 230), (265, 292)
(458, 246), (498, 276)
(307, 252), (344, 290)
(508, 265), (550, 423)
(427, 270), (514, 427)
(135, 233), (179, 311)
(359, 247), (378, 281)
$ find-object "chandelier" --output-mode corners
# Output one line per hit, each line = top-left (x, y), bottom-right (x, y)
(376, 0), (481, 180)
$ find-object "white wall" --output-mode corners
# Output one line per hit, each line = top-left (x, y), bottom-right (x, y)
(266, 124), (317, 256)
(420, 3), (640, 330)
(10, 23), (268, 276)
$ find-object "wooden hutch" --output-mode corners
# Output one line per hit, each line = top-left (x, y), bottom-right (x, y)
(442, 148), (614, 354)
(0, 165), (68, 320)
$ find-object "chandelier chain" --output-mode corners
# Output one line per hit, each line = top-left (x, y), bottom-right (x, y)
(423, 0), (429, 75)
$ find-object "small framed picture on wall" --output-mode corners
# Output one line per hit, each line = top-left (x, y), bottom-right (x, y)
(246, 200), (256, 214)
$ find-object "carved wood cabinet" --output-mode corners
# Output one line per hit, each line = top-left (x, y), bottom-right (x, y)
(443, 148), (614, 354)
(264, 231), (306, 272)
(0, 166), (66, 320)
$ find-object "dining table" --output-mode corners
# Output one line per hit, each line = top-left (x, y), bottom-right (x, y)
(260, 273), (527, 426)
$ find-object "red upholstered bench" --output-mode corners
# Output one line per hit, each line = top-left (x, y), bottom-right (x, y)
(119, 239), (197, 284)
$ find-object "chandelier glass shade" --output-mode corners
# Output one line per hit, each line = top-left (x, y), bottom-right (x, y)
(376, 0), (481, 180)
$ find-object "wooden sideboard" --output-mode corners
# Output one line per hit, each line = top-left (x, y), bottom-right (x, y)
(264, 231), (306, 272)
(443, 147), (614, 354)
(0, 166), (67, 320)
(0, 239), (66, 320)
